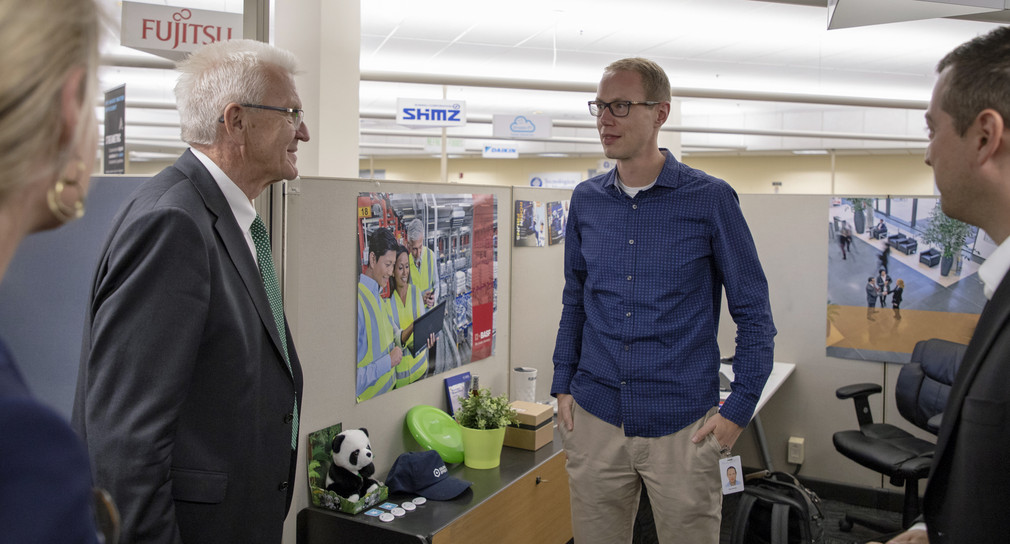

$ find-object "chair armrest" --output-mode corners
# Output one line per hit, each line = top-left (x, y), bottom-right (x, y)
(836, 383), (882, 400)
(927, 412), (944, 435)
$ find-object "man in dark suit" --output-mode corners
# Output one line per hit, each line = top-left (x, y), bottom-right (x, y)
(879, 26), (1010, 544)
(73, 39), (309, 544)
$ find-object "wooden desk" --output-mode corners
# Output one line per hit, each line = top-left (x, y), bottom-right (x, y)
(298, 430), (571, 544)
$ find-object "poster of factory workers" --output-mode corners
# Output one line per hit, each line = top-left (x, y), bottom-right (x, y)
(355, 192), (498, 403)
(514, 200), (547, 247)
(825, 196), (985, 364)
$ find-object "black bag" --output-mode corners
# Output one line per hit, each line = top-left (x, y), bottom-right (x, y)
(730, 471), (825, 544)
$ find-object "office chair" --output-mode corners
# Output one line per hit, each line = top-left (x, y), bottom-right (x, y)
(832, 338), (966, 536)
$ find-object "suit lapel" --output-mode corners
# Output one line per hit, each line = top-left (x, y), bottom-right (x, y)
(932, 273), (1010, 469)
(174, 151), (292, 379)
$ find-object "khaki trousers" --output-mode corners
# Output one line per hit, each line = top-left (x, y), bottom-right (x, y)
(560, 402), (724, 544)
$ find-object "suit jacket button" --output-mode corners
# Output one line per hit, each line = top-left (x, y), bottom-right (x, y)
(278, 481), (289, 491)
(284, 412), (294, 424)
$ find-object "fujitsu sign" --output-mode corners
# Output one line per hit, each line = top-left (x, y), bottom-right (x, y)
(121, 2), (243, 61)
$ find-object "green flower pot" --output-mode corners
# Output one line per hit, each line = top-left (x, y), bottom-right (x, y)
(459, 426), (506, 469)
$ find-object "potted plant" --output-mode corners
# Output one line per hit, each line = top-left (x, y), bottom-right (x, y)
(920, 202), (972, 276)
(848, 198), (874, 234)
(454, 387), (517, 469)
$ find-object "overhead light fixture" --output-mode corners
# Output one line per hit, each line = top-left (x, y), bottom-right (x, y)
(793, 150), (829, 155)
(539, 153), (568, 158)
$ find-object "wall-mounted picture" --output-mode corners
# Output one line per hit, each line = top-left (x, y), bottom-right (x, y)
(514, 200), (546, 247)
(825, 196), (992, 363)
(356, 192), (498, 403)
(546, 201), (567, 246)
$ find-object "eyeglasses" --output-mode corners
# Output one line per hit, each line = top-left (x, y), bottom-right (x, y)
(218, 103), (305, 129)
(588, 100), (660, 118)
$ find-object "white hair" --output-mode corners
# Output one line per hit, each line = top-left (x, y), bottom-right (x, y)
(174, 39), (298, 146)
(407, 218), (425, 242)
(0, 0), (101, 203)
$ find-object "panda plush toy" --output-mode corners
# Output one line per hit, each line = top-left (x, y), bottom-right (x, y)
(326, 427), (381, 502)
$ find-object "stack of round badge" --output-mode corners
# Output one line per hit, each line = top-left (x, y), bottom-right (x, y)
(378, 512), (394, 522)
(391, 507), (406, 517)
(412, 497), (427, 505)
(401, 502), (416, 511)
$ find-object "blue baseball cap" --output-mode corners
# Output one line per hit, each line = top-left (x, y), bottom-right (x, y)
(386, 450), (471, 500)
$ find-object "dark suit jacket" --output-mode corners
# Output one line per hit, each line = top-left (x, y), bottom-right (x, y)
(1, 339), (98, 544)
(922, 271), (1010, 542)
(72, 150), (303, 544)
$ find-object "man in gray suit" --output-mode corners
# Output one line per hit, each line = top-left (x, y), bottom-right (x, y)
(879, 26), (1010, 544)
(73, 39), (309, 544)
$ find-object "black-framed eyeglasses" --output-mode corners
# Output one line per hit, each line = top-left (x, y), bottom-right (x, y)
(218, 103), (305, 129)
(588, 100), (660, 118)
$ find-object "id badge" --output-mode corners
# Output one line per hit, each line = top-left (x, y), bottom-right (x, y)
(720, 455), (744, 495)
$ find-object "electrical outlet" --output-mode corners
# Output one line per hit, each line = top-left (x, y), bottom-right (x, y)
(787, 436), (805, 464)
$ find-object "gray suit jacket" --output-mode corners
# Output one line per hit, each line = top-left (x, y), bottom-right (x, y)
(922, 270), (1010, 542)
(73, 150), (303, 544)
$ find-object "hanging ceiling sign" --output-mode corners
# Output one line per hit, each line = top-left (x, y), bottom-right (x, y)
(121, 1), (242, 61)
(492, 114), (552, 139)
(483, 145), (518, 159)
(396, 98), (466, 128)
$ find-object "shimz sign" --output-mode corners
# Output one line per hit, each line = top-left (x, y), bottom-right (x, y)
(121, 1), (242, 61)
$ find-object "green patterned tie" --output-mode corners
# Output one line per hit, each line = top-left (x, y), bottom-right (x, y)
(250, 214), (298, 450)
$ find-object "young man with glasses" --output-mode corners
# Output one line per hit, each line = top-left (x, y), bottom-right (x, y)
(74, 39), (309, 544)
(552, 57), (776, 544)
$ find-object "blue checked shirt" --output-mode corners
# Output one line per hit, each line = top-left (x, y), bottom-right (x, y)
(551, 150), (776, 437)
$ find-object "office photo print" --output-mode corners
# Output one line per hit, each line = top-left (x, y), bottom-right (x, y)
(355, 192), (498, 403)
(825, 196), (991, 363)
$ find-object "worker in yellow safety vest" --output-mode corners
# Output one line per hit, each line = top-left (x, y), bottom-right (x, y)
(406, 218), (440, 308)
(356, 227), (401, 402)
(386, 246), (438, 388)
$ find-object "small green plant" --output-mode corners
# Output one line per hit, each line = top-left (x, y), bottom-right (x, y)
(921, 202), (972, 258)
(454, 388), (517, 430)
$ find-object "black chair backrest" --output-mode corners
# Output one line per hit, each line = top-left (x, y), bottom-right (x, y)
(895, 338), (967, 433)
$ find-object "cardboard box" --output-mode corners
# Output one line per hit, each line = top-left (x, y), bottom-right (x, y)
(504, 401), (554, 451)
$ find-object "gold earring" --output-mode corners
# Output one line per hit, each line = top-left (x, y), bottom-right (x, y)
(47, 161), (87, 223)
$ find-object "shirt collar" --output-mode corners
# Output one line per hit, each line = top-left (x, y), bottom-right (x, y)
(604, 149), (679, 192)
(189, 147), (257, 234)
(978, 233), (1010, 300)
(359, 273), (380, 296)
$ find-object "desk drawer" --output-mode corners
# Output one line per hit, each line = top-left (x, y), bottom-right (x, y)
(432, 452), (571, 544)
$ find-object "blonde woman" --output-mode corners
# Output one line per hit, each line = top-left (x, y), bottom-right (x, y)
(0, 0), (103, 541)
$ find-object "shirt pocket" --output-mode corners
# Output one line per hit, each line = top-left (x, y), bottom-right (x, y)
(170, 467), (228, 504)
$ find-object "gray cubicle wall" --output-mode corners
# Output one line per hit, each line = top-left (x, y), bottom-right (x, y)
(283, 177), (514, 541)
(0, 176), (145, 418)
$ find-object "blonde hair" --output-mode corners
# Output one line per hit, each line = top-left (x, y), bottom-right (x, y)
(604, 58), (672, 103)
(0, 0), (101, 204)
(175, 39), (299, 145)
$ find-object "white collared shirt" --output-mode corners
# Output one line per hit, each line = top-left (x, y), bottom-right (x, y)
(977, 233), (1010, 300)
(189, 148), (259, 265)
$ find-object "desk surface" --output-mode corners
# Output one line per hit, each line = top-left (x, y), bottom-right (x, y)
(299, 431), (566, 543)
(720, 361), (796, 417)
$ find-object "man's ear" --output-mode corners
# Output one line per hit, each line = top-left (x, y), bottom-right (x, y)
(59, 67), (87, 147)
(655, 101), (671, 127)
(220, 102), (247, 143)
(974, 109), (1005, 165)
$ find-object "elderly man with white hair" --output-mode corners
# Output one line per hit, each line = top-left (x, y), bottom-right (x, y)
(74, 39), (309, 544)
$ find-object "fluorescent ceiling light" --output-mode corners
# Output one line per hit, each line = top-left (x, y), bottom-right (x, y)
(793, 149), (830, 155)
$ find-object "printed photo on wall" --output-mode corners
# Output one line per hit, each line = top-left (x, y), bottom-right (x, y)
(546, 201), (567, 245)
(356, 192), (498, 403)
(825, 196), (990, 363)
(514, 200), (547, 247)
